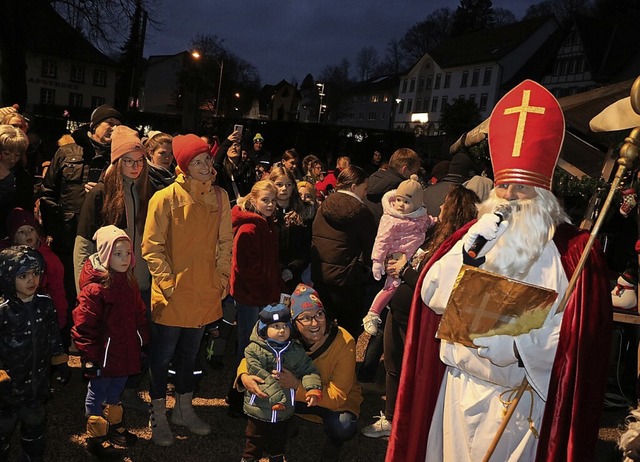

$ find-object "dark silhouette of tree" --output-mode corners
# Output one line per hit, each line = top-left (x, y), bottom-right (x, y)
(377, 39), (406, 75)
(356, 47), (379, 81)
(399, 8), (453, 63)
(524, 0), (590, 21)
(493, 7), (517, 26)
(439, 98), (483, 137)
(451, 0), (496, 37)
(116, 0), (147, 113)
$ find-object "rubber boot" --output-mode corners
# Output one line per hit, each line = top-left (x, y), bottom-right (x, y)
(171, 392), (211, 435)
(104, 404), (137, 447)
(86, 415), (121, 460)
(149, 398), (174, 447)
(120, 387), (148, 413)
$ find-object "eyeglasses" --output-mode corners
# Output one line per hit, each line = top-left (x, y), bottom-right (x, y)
(122, 157), (145, 167)
(189, 156), (213, 168)
(296, 310), (326, 325)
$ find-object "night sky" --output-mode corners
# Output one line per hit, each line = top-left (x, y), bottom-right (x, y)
(144, 0), (539, 85)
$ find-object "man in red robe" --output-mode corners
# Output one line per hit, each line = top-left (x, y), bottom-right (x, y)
(386, 80), (612, 462)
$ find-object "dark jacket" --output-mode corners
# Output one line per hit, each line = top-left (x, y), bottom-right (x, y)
(214, 139), (256, 204)
(422, 174), (466, 217)
(72, 255), (150, 377)
(363, 168), (406, 223)
(230, 207), (282, 306)
(311, 191), (376, 287)
(147, 163), (175, 190)
(0, 165), (34, 239)
(40, 126), (110, 251)
(0, 294), (65, 406)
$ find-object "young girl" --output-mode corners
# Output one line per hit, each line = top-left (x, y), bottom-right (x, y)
(72, 225), (150, 458)
(363, 174), (436, 335)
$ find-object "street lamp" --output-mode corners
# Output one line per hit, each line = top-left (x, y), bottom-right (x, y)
(191, 51), (223, 117)
(316, 82), (325, 123)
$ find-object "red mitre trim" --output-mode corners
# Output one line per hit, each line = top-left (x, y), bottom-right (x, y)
(489, 80), (564, 190)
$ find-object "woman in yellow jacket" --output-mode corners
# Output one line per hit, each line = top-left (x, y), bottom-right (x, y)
(142, 134), (233, 447)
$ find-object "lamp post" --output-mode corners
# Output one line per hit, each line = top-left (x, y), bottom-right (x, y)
(316, 82), (325, 123)
(191, 51), (223, 117)
(190, 51), (202, 130)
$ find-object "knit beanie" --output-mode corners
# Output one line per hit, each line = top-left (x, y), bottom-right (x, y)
(90, 105), (124, 131)
(258, 303), (291, 338)
(448, 152), (476, 180)
(110, 125), (145, 164)
(253, 133), (264, 142)
(290, 283), (324, 320)
(173, 134), (210, 173)
(7, 207), (40, 243)
(93, 225), (134, 269)
(396, 174), (424, 210)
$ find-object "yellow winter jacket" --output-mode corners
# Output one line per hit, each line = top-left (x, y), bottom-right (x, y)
(142, 173), (233, 327)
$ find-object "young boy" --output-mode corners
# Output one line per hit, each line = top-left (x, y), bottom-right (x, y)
(0, 246), (68, 460)
(242, 303), (322, 462)
(142, 134), (233, 446)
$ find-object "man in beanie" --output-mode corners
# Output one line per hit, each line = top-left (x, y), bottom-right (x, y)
(248, 132), (271, 168)
(142, 134), (233, 446)
(387, 80), (612, 462)
(40, 104), (124, 331)
(241, 303), (322, 462)
(363, 174), (436, 336)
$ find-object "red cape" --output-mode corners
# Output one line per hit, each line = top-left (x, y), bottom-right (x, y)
(386, 222), (613, 462)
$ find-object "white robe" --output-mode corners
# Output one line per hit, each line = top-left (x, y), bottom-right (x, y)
(421, 239), (568, 462)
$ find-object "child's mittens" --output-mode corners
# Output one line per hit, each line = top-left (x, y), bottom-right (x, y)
(305, 389), (322, 407)
(272, 403), (286, 411)
(372, 262), (385, 281)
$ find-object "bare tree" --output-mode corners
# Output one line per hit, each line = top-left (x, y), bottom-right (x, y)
(524, 0), (590, 21)
(379, 38), (407, 75)
(400, 8), (453, 63)
(493, 7), (517, 26)
(356, 46), (379, 81)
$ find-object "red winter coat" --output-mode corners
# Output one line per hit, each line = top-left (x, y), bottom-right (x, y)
(72, 256), (150, 377)
(38, 242), (68, 329)
(230, 206), (283, 306)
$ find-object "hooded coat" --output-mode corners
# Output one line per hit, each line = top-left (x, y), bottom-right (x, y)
(72, 255), (150, 377)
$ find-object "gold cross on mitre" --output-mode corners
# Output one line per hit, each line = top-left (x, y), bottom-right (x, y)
(503, 90), (545, 157)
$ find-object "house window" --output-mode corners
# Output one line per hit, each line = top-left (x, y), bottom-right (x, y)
(40, 88), (55, 105)
(41, 60), (57, 78)
(381, 112), (386, 120)
(418, 77), (424, 91)
(458, 95), (465, 101)
(407, 99), (413, 113)
(441, 96), (448, 111)
(426, 75), (433, 89)
(91, 96), (106, 108)
(402, 80), (408, 93)
(360, 95), (366, 102)
(434, 74), (441, 89)
(416, 98), (421, 110)
(398, 100), (405, 114)
(93, 69), (107, 87)
(424, 98), (430, 111)
(383, 94), (389, 102)
(483, 67), (492, 86)
(409, 78), (416, 92)
(471, 69), (480, 87)
(431, 97), (438, 112)
(358, 112), (364, 120)
(444, 72), (451, 89)
(479, 93), (488, 112)
(368, 112), (377, 120)
(371, 95), (380, 103)
(469, 94), (476, 105)
(71, 65), (85, 83)
(69, 93), (83, 107)
(461, 70), (469, 87)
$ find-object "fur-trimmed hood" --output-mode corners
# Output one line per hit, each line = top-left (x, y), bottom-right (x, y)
(381, 190), (428, 220)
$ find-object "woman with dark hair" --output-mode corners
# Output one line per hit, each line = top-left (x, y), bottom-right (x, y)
(276, 148), (302, 180)
(362, 185), (480, 438)
(310, 165), (377, 338)
(268, 165), (316, 293)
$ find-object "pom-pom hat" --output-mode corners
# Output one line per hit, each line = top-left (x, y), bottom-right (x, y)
(173, 134), (210, 173)
(488, 80), (564, 191)
(253, 133), (264, 142)
(93, 225), (134, 269)
(396, 174), (424, 210)
(258, 303), (291, 337)
(290, 283), (324, 320)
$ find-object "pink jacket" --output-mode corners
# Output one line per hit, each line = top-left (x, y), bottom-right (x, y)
(371, 190), (435, 263)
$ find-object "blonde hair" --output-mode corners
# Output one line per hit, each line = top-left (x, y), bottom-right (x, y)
(0, 124), (28, 154)
(336, 156), (351, 170)
(237, 180), (278, 215)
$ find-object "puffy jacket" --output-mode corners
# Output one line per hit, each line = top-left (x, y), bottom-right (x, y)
(230, 207), (282, 306)
(0, 294), (65, 406)
(72, 255), (150, 377)
(142, 174), (233, 327)
(244, 326), (321, 422)
(311, 191), (376, 287)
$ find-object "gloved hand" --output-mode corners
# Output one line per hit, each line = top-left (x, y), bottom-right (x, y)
(82, 361), (100, 379)
(463, 212), (509, 258)
(282, 269), (293, 282)
(473, 335), (518, 367)
(372, 262), (384, 281)
(52, 363), (72, 385)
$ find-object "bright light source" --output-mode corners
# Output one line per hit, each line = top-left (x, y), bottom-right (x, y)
(411, 113), (429, 123)
(191, 51), (201, 59)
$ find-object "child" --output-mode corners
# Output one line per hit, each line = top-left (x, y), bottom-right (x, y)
(72, 225), (150, 458)
(0, 246), (69, 461)
(142, 134), (233, 446)
(363, 174), (435, 335)
(242, 303), (322, 462)
(7, 207), (68, 331)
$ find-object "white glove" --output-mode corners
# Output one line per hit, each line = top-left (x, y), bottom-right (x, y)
(372, 262), (384, 281)
(282, 269), (293, 282)
(473, 335), (518, 367)
(463, 212), (509, 258)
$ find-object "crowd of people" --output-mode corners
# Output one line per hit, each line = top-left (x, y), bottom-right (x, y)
(0, 79), (621, 462)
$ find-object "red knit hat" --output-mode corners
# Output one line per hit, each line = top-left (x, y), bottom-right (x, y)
(488, 80), (564, 190)
(173, 134), (210, 173)
(110, 125), (144, 164)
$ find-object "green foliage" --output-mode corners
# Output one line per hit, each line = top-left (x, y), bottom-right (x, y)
(439, 98), (483, 138)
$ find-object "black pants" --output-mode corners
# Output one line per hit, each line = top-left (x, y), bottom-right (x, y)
(0, 403), (46, 460)
(383, 310), (408, 421)
(242, 417), (289, 460)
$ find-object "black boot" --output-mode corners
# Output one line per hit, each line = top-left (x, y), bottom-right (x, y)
(103, 404), (138, 447)
(86, 416), (122, 461)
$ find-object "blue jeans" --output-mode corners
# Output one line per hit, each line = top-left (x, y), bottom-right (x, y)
(235, 303), (260, 362)
(149, 323), (205, 400)
(294, 402), (358, 444)
(85, 376), (128, 416)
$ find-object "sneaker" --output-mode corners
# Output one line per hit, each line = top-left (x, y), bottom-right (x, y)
(362, 312), (382, 336)
(362, 412), (392, 438)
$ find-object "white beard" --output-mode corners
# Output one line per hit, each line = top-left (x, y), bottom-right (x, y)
(478, 188), (570, 280)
